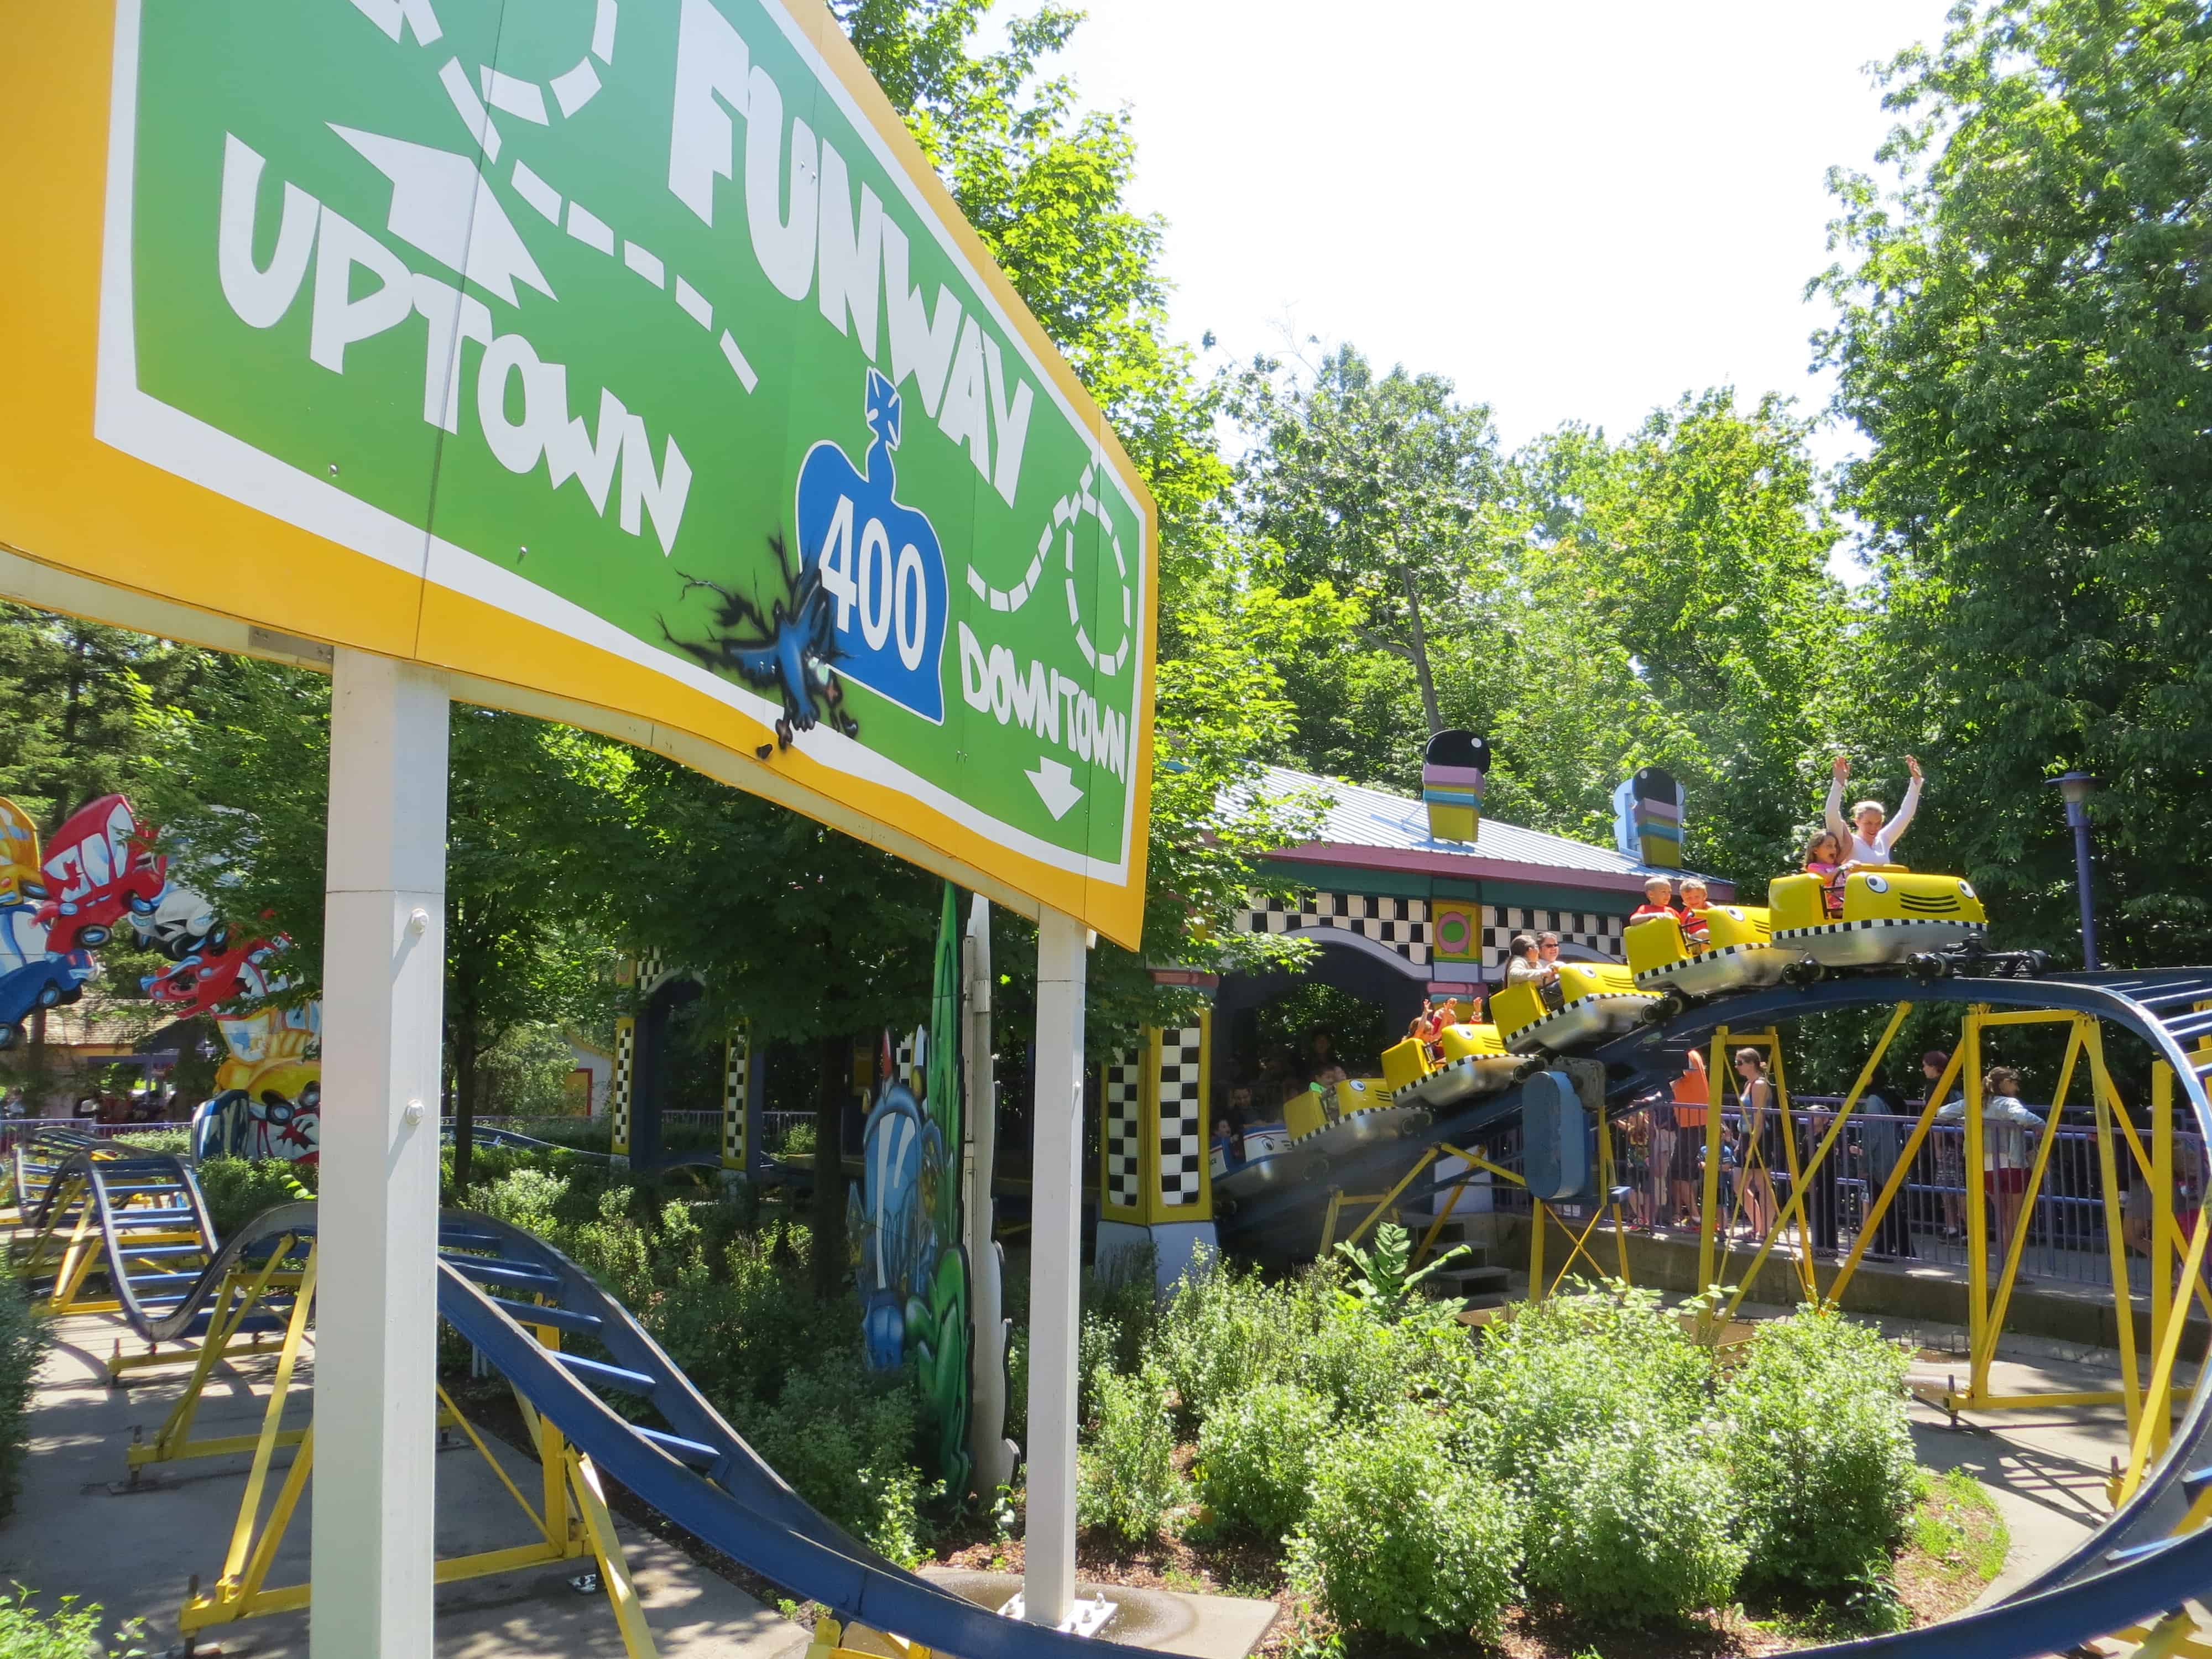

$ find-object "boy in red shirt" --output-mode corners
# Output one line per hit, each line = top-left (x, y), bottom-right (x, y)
(1631, 875), (1684, 926)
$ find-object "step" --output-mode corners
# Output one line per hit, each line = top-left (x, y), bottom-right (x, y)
(1431, 1263), (1512, 1294)
(1459, 1290), (1511, 1312)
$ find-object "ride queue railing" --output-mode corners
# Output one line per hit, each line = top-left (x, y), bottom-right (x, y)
(1601, 1100), (2200, 1297)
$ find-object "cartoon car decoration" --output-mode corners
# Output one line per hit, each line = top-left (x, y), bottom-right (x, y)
(0, 903), (93, 1051)
(143, 935), (278, 1019)
(1494, 962), (1660, 1055)
(0, 799), (45, 907)
(1216, 1075), (1434, 1202)
(132, 882), (224, 962)
(34, 794), (165, 951)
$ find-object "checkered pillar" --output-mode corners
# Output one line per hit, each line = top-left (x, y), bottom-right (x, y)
(611, 1017), (635, 1156)
(722, 1022), (749, 1172)
(1101, 1051), (1146, 1222)
(1097, 1014), (1213, 1225)
(1152, 1015), (1211, 1220)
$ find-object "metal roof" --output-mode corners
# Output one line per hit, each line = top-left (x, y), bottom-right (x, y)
(1248, 765), (1724, 893)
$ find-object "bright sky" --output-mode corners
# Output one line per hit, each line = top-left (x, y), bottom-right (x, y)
(1019, 1), (1957, 471)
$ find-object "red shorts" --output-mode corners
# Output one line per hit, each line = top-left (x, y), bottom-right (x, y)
(1984, 1168), (2028, 1197)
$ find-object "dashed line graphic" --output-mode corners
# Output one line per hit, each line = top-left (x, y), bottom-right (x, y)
(1062, 462), (1133, 677)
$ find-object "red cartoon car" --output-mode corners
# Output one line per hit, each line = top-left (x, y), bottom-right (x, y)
(35, 795), (165, 950)
(143, 935), (279, 1019)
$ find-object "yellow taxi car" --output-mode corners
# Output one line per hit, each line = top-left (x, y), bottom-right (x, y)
(1626, 904), (1787, 1003)
(1493, 962), (1657, 1054)
(1768, 867), (1987, 968)
(1381, 1021), (1525, 1110)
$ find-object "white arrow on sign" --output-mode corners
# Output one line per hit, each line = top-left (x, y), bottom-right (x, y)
(330, 124), (553, 305)
(1025, 757), (1084, 821)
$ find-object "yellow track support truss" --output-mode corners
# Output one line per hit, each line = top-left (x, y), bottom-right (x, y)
(176, 1241), (657, 1658)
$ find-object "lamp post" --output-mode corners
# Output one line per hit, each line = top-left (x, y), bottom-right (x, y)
(2046, 771), (2101, 970)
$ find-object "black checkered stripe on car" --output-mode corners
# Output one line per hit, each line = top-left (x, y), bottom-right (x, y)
(1390, 1054), (1506, 1105)
(1772, 918), (1989, 943)
(1633, 942), (1774, 984)
(1505, 990), (1656, 1045)
(1286, 1102), (1401, 1149)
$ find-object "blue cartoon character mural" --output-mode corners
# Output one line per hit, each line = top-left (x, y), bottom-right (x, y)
(846, 884), (973, 1495)
(661, 535), (855, 748)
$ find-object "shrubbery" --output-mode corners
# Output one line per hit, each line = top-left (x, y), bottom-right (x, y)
(1288, 1410), (1521, 1646)
(194, 1155), (316, 1240)
(1723, 1307), (1917, 1589)
(0, 1588), (142, 1658)
(0, 1275), (47, 1521)
(743, 1357), (932, 1564)
(1077, 1363), (1182, 1541)
(1194, 1381), (1332, 1545)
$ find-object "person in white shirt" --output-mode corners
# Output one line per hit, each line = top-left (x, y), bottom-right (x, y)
(1827, 753), (1924, 866)
(1937, 1065), (2045, 1279)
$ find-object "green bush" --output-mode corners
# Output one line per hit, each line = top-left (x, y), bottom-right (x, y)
(1154, 1255), (1305, 1427)
(0, 1587), (142, 1657)
(110, 1129), (190, 1156)
(0, 1277), (46, 1522)
(1467, 1285), (1712, 1472)
(1464, 1286), (1736, 1624)
(1194, 1382), (1333, 1546)
(743, 1357), (931, 1565)
(194, 1156), (316, 1240)
(1077, 1363), (1183, 1541)
(1723, 1307), (1917, 1589)
(1288, 1411), (1521, 1646)
(1520, 1418), (1745, 1624)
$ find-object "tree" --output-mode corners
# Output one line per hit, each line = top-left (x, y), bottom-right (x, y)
(1232, 346), (1512, 744)
(1815, 0), (2212, 963)
(1519, 390), (1847, 881)
(138, 659), (624, 1192)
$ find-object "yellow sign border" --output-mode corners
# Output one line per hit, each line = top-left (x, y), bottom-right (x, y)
(0, 0), (1157, 947)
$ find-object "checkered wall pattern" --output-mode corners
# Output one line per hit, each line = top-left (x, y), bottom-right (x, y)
(1103, 1052), (1144, 1216)
(1478, 906), (1624, 969)
(722, 1025), (749, 1170)
(611, 1017), (636, 1155)
(1156, 1025), (1206, 1209)
(1237, 891), (1432, 966)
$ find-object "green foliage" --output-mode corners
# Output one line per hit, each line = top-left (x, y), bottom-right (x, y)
(0, 1588), (144, 1659)
(0, 1277), (48, 1523)
(1193, 1382), (1333, 1547)
(1331, 1222), (1467, 1326)
(1723, 1308), (1917, 1589)
(1287, 1411), (1521, 1646)
(476, 1022), (584, 1118)
(1520, 1418), (1745, 1625)
(194, 1156), (316, 1241)
(1076, 1363), (1183, 1542)
(1816, 0), (2212, 964)
(1152, 1254), (1307, 1428)
(1465, 1286), (1738, 1624)
(743, 1357), (932, 1566)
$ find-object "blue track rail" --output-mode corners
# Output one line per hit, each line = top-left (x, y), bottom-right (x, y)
(75, 963), (2212, 1655)
(20, 1149), (303, 1346)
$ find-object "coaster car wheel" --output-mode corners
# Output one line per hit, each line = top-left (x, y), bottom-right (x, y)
(1646, 992), (1688, 1026)
(1907, 952), (1950, 985)
(1783, 956), (1825, 989)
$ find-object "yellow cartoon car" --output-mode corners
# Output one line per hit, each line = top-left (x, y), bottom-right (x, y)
(1626, 905), (1787, 1004)
(1383, 1022), (1525, 1109)
(1768, 867), (1987, 968)
(1493, 962), (1657, 1054)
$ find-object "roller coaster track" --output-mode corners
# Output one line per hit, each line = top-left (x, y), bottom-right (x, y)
(13, 1149), (299, 1353)
(40, 966), (2212, 1656)
(3, 1126), (102, 1219)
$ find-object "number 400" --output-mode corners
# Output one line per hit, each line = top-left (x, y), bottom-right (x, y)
(818, 497), (928, 671)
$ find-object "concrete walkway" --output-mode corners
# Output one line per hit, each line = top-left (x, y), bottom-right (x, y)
(0, 1313), (805, 1657)
(0, 1312), (1279, 1658)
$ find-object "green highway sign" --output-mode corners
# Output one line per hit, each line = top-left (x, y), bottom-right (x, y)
(81, 0), (1155, 937)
